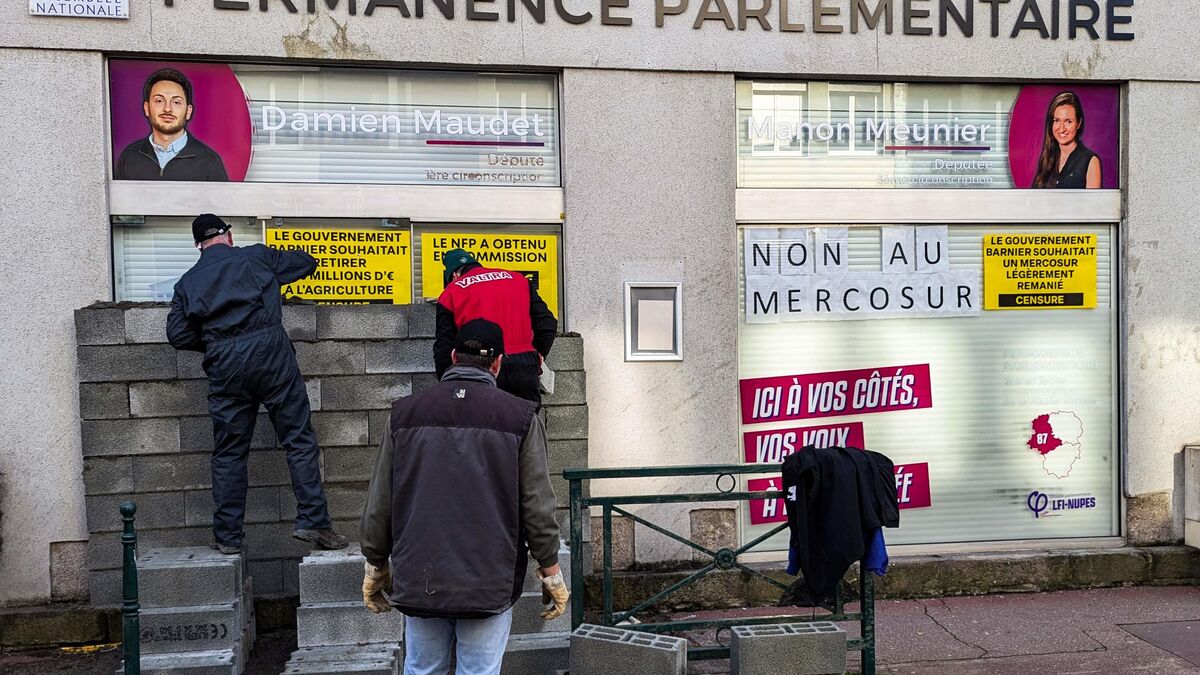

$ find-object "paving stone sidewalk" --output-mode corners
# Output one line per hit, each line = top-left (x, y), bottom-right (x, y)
(679, 585), (1200, 674)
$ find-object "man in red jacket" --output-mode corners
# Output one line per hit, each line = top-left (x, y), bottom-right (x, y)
(433, 248), (557, 403)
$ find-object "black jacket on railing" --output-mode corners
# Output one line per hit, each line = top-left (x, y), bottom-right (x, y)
(782, 446), (899, 603)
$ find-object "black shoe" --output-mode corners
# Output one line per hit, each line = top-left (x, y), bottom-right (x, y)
(210, 539), (242, 555)
(293, 528), (349, 550)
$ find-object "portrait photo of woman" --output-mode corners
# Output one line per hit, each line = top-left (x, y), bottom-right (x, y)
(1032, 91), (1102, 189)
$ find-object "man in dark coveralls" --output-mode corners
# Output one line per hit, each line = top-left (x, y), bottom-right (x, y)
(167, 214), (347, 554)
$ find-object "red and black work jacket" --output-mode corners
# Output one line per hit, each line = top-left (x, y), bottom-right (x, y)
(433, 264), (557, 378)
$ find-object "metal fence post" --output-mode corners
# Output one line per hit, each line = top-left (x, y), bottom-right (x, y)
(568, 476), (584, 630)
(120, 501), (140, 675)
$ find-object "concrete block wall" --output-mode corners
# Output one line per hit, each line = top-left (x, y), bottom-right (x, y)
(76, 302), (587, 605)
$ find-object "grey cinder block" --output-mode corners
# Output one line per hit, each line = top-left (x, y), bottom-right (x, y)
(298, 544), (366, 604)
(511, 590), (571, 635)
(365, 339), (435, 375)
(138, 547), (244, 609)
(133, 453), (211, 492)
(316, 305), (408, 340)
(295, 600), (405, 647)
(543, 370), (586, 406)
(545, 337), (583, 372)
(367, 410), (391, 445)
(325, 483), (369, 522)
(295, 341), (366, 376)
(411, 373), (438, 394)
(88, 568), (122, 605)
(125, 306), (172, 343)
(570, 624), (687, 675)
(730, 622), (847, 675)
(545, 405), (587, 441)
(86, 492), (186, 533)
(75, 307), (125, 346)
(123, 649), (238, 675)
(321, 375), (412, 411)
(129, 380), (209, 418)
(321, 446), (378, 483)
(502, 632), (569, 675)
(81, 418), (180, 457)
(177, 350), (207, 379)
(78, 344), (177, 382)
(311, 412), (369, 447)
(407, 302), (436, 338)
(138, 602), (241, 654)
(79, 382), (130, 420)
(83, 457), (134, 495)
(284, 304), (318, 341)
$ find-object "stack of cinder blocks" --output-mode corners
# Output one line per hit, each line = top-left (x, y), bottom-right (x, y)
(125, 547), (255, 674)
(285, 544), (404, 674)
(76, 302), (588, 605)
(284, 542), (574, 674)
(569, 623), (688, 675)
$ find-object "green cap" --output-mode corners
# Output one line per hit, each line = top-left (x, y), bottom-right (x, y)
(442, 248), (478, 285)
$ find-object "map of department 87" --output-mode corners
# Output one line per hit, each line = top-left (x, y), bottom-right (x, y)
(1027, 411), (1085, 479)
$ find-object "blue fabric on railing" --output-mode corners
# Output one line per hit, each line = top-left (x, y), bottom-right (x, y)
(787, 527), (888, 577)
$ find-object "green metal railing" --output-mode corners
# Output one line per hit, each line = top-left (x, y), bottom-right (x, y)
(565, 464), (875, 674)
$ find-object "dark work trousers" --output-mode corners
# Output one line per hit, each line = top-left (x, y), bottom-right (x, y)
(497, 350), (542, 405)
(205, 327), (332, 546)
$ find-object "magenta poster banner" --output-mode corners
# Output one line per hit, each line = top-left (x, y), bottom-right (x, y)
(108, 59), (562, 186)
(109, 60), (252, 182)
(737, 81), (1120, 190)
(1007, 84), (1120, 189)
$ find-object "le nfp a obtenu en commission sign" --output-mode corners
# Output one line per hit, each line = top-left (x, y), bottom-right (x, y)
(267, 227), (412, 304)
(983, 234), (1097, 309)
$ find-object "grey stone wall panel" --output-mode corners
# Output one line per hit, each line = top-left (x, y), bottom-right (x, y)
(81, 418), (180, 457)
(185, 487), (282, 527)
(74, 308), (124, 346)
(86, 492), (187, 533)
(295, 341), (365, 376)
(130, 380), (209, 418)
(316, 305), (408, 340)
(543, 370), (585, 406)
(82, 457), (134, 495)
(545, 337), (583, 372)
(133, 453), (212, 492)
(124, 306), (171, 344)
(322, 446), (378, 483)
(546, 405), (588, 441)
(364, 339), (435, 374)
(311, 412), (369, 447)
(78, 382), (130, 420)
(321, 375), (412, 410)
(78, 344), (177, 382)
(177, 351), (207, 379)
(407, 302), (436, 338)
(283, 304), (318, 341)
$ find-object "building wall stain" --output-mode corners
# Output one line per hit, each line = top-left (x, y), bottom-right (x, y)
(283, 14), (379, 60)
(1062, 44), (1106, 79)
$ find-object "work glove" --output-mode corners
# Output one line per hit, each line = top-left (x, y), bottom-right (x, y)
(362, 561), (392, 614)
(537, 567), (569, 621)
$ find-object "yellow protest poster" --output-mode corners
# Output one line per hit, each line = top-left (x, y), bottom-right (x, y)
(265, 227), (412, 304)
(421, 232), (559, 318)
(983, 234), (1097, 310)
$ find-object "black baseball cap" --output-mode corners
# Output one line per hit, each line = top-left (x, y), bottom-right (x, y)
(192, 214), (232, 243)
(454, 319), (505, 357)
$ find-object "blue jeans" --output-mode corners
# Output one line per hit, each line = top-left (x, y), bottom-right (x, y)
(404, 607), (513, 675)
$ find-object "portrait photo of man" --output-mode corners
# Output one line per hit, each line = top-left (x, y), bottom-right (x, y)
(113, 68), (229, 181)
